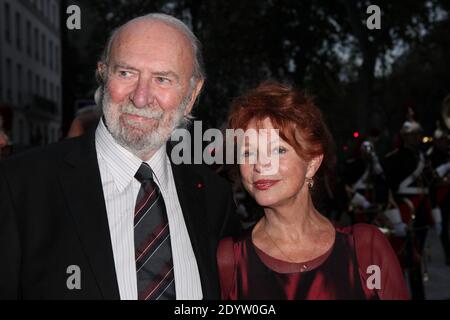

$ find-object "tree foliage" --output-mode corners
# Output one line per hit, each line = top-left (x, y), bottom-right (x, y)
(65, 0), (449, 146)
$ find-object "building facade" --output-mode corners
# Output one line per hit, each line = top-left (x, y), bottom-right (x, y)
(0, 0), (61, 146)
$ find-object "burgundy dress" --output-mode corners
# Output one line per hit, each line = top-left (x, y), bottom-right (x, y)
(217, 223), (409, 300)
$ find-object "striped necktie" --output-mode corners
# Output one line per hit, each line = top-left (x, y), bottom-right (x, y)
(134, 162), (175, 300)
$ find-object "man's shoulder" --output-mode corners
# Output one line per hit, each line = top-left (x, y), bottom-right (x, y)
(0, 135), (90, 174)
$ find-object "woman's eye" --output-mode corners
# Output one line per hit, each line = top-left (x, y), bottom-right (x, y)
(242, 150), (255, 158)
(273, 147), (287, 155)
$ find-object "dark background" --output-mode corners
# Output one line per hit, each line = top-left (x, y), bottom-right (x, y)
(60, 0), (450, 160)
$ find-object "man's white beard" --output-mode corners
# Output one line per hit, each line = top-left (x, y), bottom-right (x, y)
(101, 87), (189, 159)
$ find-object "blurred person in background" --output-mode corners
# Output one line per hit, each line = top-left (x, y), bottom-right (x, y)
(383, 114), (441, 299)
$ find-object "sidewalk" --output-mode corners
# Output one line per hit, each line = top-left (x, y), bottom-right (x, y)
(423, 228), (450, 300)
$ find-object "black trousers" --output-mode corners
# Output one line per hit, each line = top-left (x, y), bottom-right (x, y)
(439, 197), (450, 262)
(407, 200), (430, 300)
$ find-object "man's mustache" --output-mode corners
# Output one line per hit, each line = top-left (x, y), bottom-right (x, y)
(120, 104), (164, 120)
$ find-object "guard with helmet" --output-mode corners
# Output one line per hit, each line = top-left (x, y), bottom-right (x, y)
(383, 116), (441, 299)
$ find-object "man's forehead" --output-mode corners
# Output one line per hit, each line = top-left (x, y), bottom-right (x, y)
(113, 19), (190, 51)
(108, 20), (194, 73)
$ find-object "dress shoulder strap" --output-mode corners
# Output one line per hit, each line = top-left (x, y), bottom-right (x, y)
(217, 236), (236, 299)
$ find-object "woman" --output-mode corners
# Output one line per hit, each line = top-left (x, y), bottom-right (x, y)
(217, 82), (409, 300)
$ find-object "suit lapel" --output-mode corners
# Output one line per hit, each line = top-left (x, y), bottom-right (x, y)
(167, 143), (216, 298)
(58, 130), (120, 299)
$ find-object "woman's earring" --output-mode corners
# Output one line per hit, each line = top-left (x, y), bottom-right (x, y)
(306, 177), (314, 189)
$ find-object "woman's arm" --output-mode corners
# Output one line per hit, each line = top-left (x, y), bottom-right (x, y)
(353, 223), (410, 300)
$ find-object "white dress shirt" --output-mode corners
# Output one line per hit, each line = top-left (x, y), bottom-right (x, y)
(95, 119), (203, 300)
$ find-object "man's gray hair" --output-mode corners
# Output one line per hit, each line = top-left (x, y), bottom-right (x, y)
(97, 13), (205, 84)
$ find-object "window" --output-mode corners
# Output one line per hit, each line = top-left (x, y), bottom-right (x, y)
(6, 58), (12, 101)
(51, 3), (56, 26)
(5, 3), (11, 43)
(44, 0), (49, 18)
(15, 12), (22, 51)
(41, 34), (46, 66)
(0, 58), (3, 101)
(36, 74), (40, 96)
(26, 20), (31, 56)
(27, 69), (33, 99)
(55, 85), (60, 104)
(17, 64), (23, 105)
(43, 78), (47, 98)
(55, 45), (60, 73)
(54, 3), (59, 30)
(16, 119), (23, 144)
(50, 82), (54, 101)
(34, 28), (39, 61)
(49, 40), (53, 70)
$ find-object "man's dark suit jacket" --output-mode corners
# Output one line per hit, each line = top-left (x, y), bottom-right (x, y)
(0, 129), (241, 299)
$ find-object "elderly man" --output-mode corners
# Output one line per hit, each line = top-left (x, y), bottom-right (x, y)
(0, 13), (240, 300)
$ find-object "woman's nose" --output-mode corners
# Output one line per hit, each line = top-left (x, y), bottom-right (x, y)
(254, 151), (279, 175)
(254, 152), (271, 172)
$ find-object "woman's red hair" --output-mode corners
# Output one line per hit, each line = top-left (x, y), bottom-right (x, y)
(228, 81), (335, 173)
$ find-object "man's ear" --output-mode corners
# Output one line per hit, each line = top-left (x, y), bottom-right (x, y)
(184, 79), (204, 116)
(97, 62), (107, 82)
(306, 153), (324, 178)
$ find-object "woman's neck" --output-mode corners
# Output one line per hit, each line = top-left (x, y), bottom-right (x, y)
(260, 193), (330, 243)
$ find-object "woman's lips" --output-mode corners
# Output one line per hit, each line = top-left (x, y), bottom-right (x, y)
(253, 179), (280, 190)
